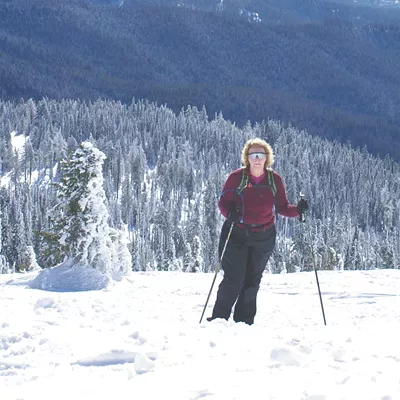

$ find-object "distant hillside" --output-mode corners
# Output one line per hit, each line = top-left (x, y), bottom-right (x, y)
(1, 0), (400, 159)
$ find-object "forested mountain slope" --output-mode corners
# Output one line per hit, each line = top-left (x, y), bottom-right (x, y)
(0, 99), (399, 273)
(1, 0), (400, 159)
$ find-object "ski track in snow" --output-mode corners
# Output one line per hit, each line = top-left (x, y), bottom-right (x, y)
(0, 269), (399, 400)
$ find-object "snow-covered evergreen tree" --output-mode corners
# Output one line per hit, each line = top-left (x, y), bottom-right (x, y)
(19, 245), (40, 272)
(191, 236), (203, 273)
(183, 242), (194, 272)
(165, 237), (182, 271)
(0, 207), (9, 274)
(56, 142), (113, 274)
(109, 225), (132, 277)
(12, 200), (27, 271)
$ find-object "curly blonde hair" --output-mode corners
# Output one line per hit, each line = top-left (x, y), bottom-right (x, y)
(240, 138), (274, 169)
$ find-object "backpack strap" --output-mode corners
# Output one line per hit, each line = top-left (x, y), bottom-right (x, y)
(235, 168), (249, 195)
(236, 168), (276, 197)
(267, 169), (277, 197)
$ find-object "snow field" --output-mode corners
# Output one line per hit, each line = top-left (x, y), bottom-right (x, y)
(0, 269), (399, 400)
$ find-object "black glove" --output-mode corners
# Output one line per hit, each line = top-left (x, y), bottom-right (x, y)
(297, 198), (309, 214)
(227, 202), (241, 223)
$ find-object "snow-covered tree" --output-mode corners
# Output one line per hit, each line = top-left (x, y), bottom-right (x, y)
(165, 237), (182, 271)
(0, 254), (6, 274)
(56, 142), (113, 274)
(109, 225), (132, 277)
(18, 245), (40, 272)
(12, 198), (27, 271)
(183, 242), (194, 272)
(0, 207), (9, 274)
(191, 236), (203, 273)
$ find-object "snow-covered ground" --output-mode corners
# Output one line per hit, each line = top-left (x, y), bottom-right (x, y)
(1, 268), (399, 400)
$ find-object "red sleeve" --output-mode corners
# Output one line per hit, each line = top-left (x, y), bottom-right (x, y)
(218, 170), (241, 218)
(274, 172), (300, 218)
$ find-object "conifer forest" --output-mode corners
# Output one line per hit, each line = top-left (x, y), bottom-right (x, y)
(0, 99), (399, 273)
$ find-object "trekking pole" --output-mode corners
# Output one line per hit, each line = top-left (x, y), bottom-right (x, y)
(199, 222), (234, 324)
(299, 193), (327, 326)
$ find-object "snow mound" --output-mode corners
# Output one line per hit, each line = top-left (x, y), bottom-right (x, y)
(74, 350), (137, 367)
(29, 263), (110, 292)
(134, 352), (156, 374)
(270, 346), (303, 366)
(34, 297), (56, 309)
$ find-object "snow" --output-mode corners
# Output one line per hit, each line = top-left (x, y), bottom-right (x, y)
(1, 268), (400, 400)
(0, 132), (57, 188)
(10, 131), (27, 159)
(0, 132), (27, 188)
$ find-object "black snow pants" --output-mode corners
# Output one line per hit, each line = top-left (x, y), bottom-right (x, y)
(211, 220), (276, 325)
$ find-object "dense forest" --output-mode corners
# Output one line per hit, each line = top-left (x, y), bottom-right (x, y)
(1, 0), (400, 160)
(1, 99), (399, 274)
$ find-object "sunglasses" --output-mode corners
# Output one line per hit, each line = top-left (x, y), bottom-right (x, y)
(248, 152), (267, 160)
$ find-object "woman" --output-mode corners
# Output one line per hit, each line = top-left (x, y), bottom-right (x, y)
(208, 138), (308, 325)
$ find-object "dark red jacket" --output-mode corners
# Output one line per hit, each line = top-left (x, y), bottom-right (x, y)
(218, 168), (299, 230)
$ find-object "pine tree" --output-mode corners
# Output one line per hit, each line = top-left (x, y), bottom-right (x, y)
(130, 230), (141, 271)
(19, 246), (40, 272)
(183, 242), (194, 272)
(165, 237), (182, 271)
(109, 225), (132, 277)
(191, 236), (203, 273)
(0, 199), (13, 268)
(12, 201), (27, 271)
(0, 205), (9, 274)
(56, 142), (113, 273)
